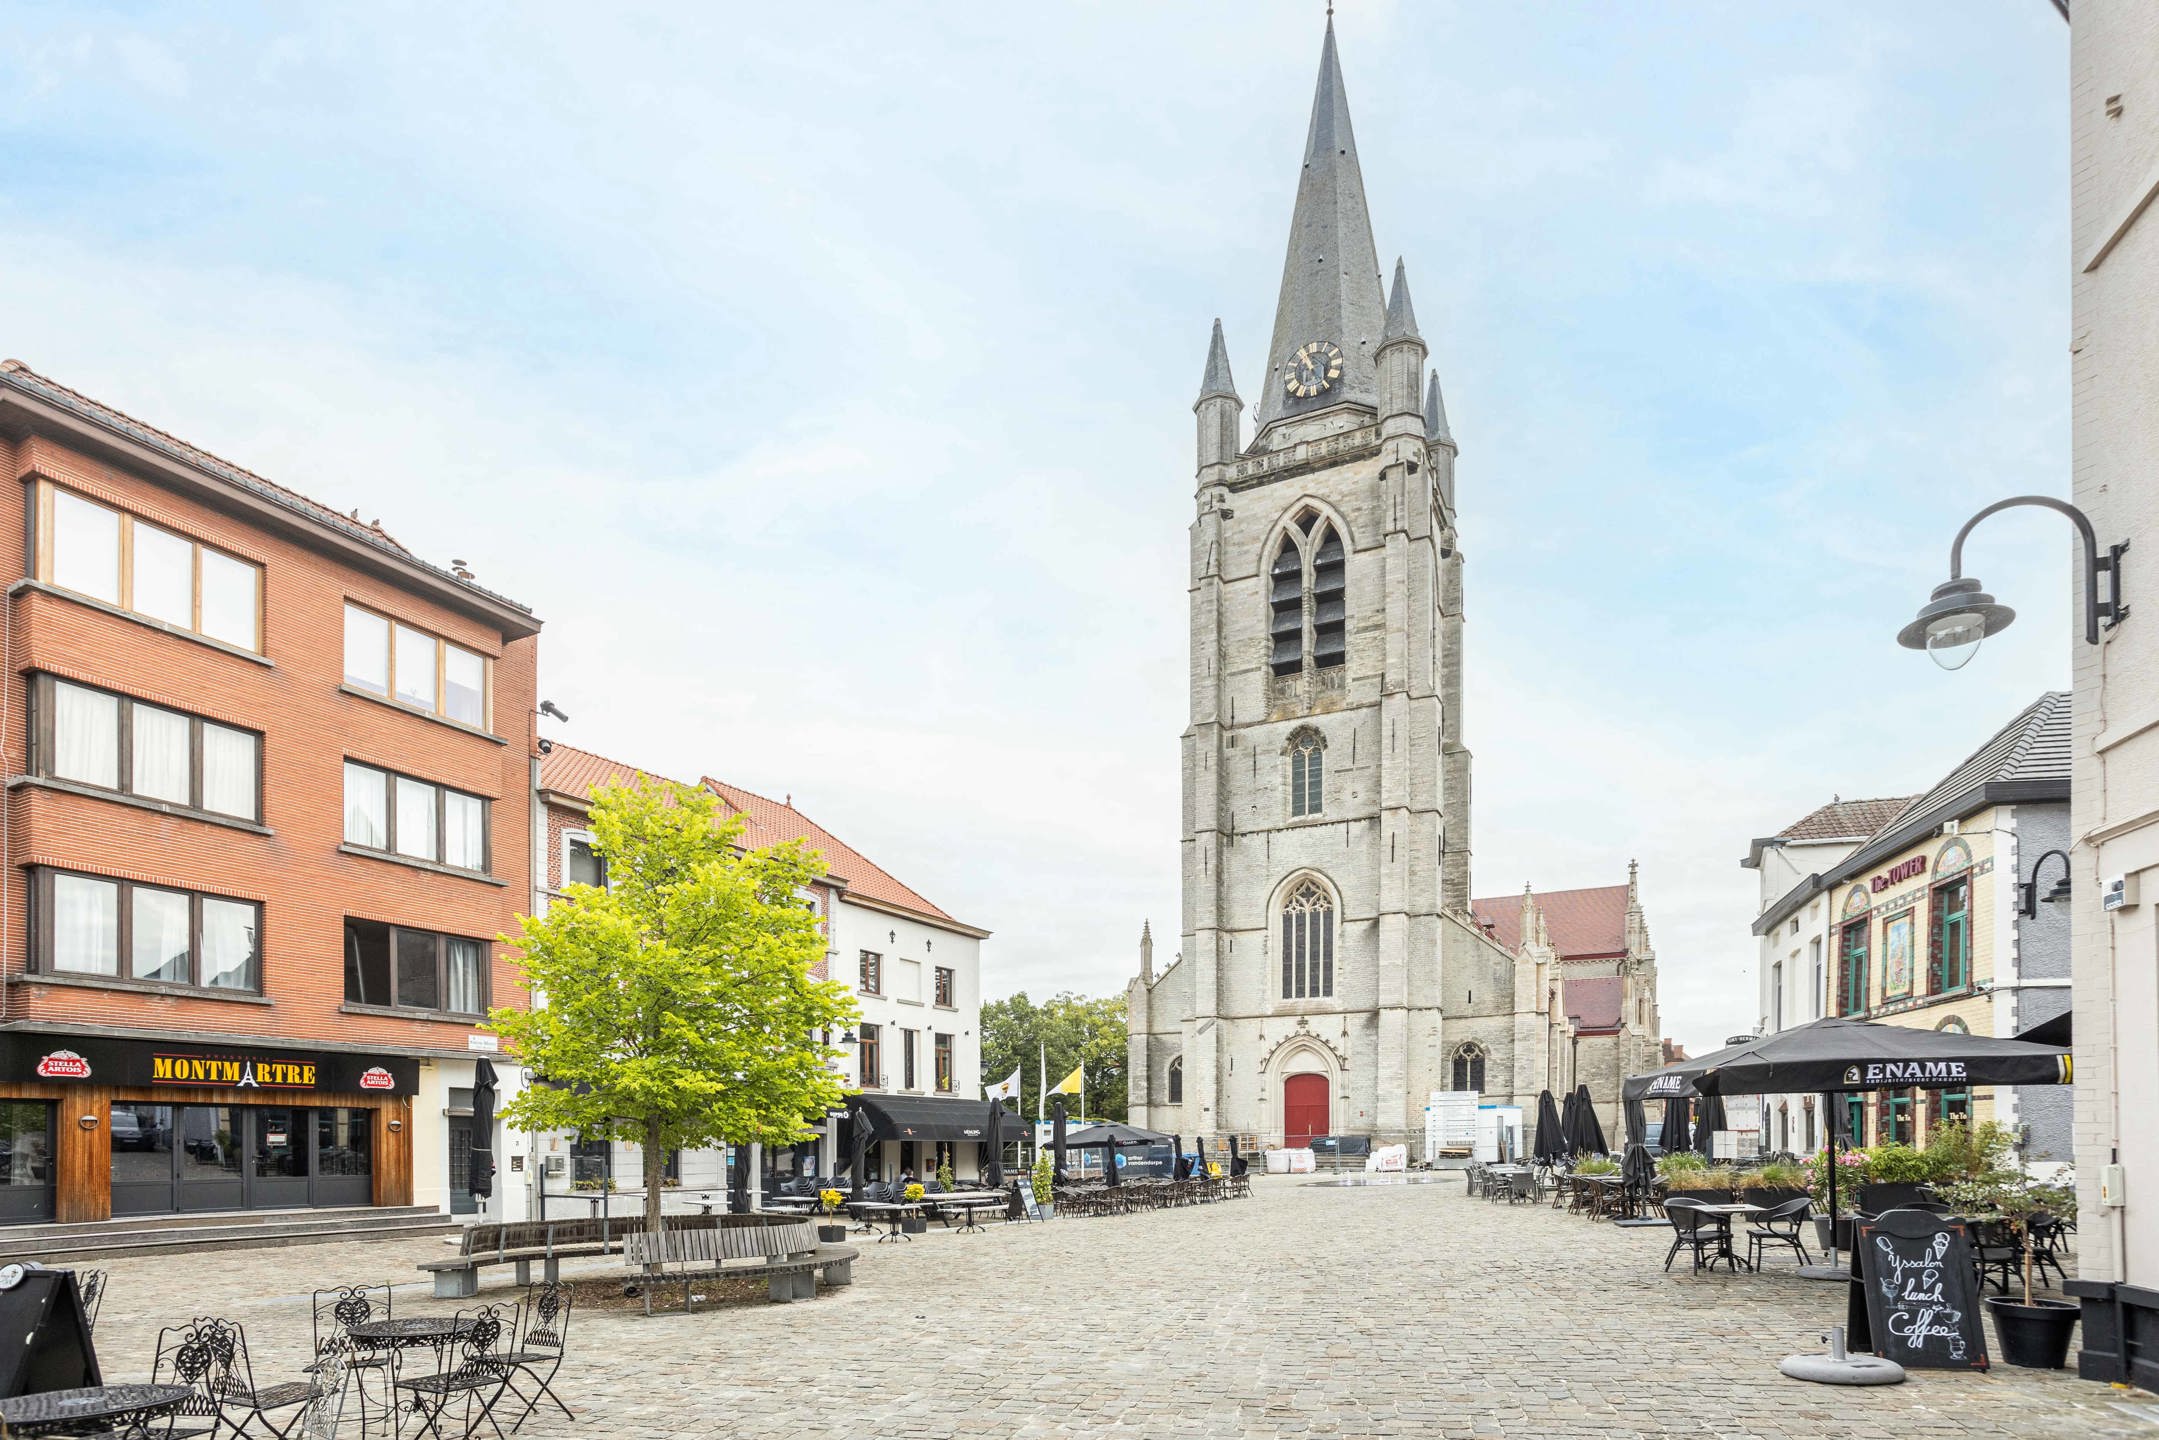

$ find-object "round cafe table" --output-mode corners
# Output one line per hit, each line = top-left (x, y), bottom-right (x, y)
(347, 1315), (481, 1428)
(0, 1382), (192, 1437)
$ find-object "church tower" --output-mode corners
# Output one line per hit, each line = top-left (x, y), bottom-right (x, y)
(1131, 19), (1493, 1152)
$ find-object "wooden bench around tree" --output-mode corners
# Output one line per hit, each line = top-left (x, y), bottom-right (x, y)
(621, 1219), (857, 1314)
(419, 1212), (733, 1298)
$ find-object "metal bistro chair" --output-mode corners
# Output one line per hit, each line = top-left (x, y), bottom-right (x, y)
(501, 1282), (575, 1433)
(311, 1284), (394, 1434)
(208, 1321), (344, 1440)
(71, 1269), (107, 1334)
(152, 1316), (245, 1440)
(393, 1302), (519, 1440)
(2030, 1213), (2071, 1289)
(1661, 1199), (1733, 1275)
(1745, 1196), (1814, 1270)
(1507, 1170), (1538, 1205)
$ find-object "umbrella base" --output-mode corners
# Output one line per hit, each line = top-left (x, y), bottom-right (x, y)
(1796, 1263), (1854, 1282)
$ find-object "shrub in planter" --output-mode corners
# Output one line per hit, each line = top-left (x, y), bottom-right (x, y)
(1031, 1151), (1056, 1218)
(1939, 1165), (2079, 1369)
(1656, 1151), (1712, 1187)
(1573, 1156), (1619, 1177)
(817, 1188), (849, 1243)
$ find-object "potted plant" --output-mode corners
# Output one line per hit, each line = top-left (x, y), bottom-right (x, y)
(1939, 1165), (2079, 1368)
(817, 1187), (848, 1244)
(1741, 1159), (1808, 1208)
(1574, 1155), (1619, 1177)
(937, 1157), (956, 1193)
(901, 1182), (930, 1234)
(1656, 1151), (1726, 1203)
(1031, 1151), (1056, 1219)
(1805, 1148), (1868, 1251)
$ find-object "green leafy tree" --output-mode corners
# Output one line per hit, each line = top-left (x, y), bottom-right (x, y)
(490, 779), (858, 1252)
(980, 990), (1127, 1122)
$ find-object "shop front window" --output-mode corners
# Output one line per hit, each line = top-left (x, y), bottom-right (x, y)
(0, 1102), (54, 1188)
(317, 1109), (373, 1177)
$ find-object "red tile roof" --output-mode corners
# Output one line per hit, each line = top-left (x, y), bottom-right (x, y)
(1776, 796), (1917, 844)
(1469, 883), (1629, 960)
(1564, 975), (1625, 1035)
(702, 778), (964, 928)
(535, 744), (975, 932)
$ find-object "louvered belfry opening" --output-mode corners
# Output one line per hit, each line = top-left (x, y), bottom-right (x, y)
(1269, 538), (1304, 676)
(1310, 525), (1346, 669)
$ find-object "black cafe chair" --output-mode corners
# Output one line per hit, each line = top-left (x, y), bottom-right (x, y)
(1662, 1198), (1734, 1274)
(1745, 1196), (1814, 1270)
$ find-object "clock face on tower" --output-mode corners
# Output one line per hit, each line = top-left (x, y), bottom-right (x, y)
(1284, 340), (1345, 399)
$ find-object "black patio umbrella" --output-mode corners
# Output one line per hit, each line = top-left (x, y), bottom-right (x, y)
(1051, 1095), (1069, 1182)
(1227, 1134), (1243, 1177)
(1103, 1137), (1120, 1187)
(1170, 1133), (1185, 1181)
(468, 1058), (497, 1201)
(1621, 1140), (1655, 1193)
(1532, 1090), (1563, 1165)
(1623, 1097), (1648, 1150)
(1688, 1015), (2073, 1097)
(985, 1101), (1005, 1188)
(1574, 1086), (1608, 1156)
(849, 1121), (870, 1201)
(1557, 1088), (1580, 1155)
(1660, 1096), (1692, 1155)
(1693, 1090), (1727, 1160)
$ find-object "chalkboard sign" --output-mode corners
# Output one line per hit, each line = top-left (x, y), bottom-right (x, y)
(1854, 1210), (1989, 1371)
(0, 1267), (102, 1398)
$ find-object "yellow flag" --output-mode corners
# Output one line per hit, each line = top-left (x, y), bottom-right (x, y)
(1051, 1064), (1084, 1095)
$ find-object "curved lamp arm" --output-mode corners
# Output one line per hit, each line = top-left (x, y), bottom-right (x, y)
(1948, 495), (2125, 645)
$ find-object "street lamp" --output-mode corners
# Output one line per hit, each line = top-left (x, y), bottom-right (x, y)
(2018, 849), (2073, 918)
(1897, 496), (2129, 669)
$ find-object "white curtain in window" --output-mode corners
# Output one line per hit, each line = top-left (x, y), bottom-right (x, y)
(443, 645), (485, 726)
(198, 549), (259, 650)
(131, 887), (191, 983)
(446, 938), (483, 1014)
(52, 683), (118, 788)
(131, 522), (193, 627)
(52, 874), (119, 975)
(201, 723), (257, 819)
(443, 792), (485, 871)
(394, 626), (436, 709)
(395, 777), (437, 860)
(51, 491), (120, 604)
(198, 898), (258, 991)
(344, 605), (389, 694)
(131, 704), (191, 804)
(344, 763), (387, 848)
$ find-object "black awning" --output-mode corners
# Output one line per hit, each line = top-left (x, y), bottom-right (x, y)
(2015, 1010), (2071, 1048)
(1687, 1016), (2071, 1095)
(849, 1094), (1005, 1144)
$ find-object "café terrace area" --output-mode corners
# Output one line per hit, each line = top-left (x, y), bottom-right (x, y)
(56, 1173), (2159, 1440)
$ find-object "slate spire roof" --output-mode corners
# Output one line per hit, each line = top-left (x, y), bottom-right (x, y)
(1424, 370), (1453, 447)
(1382, 257), (1420, 344)
(1255, 18), (1388, 435)
(1197, 318), (1239, 404)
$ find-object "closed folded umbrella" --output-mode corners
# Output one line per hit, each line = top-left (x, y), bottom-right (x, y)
(1557, 1089), (1579, 1156)
(1532, 1090), (1563, 1164)
(985, 1102), (1005, 1188)
(468, 1058), (497, 1202)
(1574, 1085), (1608, 1156)
(1694, 1090), (1726, 1160)
(1227, 1134), (1242, 1177)
(729, 1143), (751, 1214)
(1660, 1096), (1691, 1155)
(1052, 1097), (1069, 1182)
(1104, 1137), (1120, 1187)
(1170, 1133), (1185, 1181)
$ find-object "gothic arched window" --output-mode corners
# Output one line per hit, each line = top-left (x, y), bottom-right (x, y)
(1266, 510), (1349, 679)
(1451, 1042), (1487, 1094)
(1289, 728), (1325, 817)
(1167, 1057), (1183, 1104)
(1280, 879), (1335, 999)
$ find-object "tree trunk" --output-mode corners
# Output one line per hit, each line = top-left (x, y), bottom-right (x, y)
(644, 1118), (666, 1274)
(2022, 1228), (2036, 1307)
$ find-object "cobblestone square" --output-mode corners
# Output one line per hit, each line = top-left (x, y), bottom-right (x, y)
(67, 1178), (2159, 1439)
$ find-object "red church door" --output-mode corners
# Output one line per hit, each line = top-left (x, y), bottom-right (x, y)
(1283, 1074), (1330, 1149)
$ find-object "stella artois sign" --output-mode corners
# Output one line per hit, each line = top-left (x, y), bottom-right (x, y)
(34, 1050), (90, 1080)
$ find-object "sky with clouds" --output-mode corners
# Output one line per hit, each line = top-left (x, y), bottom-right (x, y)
(0, 2), (2073, 1053)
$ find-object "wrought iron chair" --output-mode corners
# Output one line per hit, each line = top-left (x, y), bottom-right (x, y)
(310, 1284), (393, 1434)
(501, 1283), (574, 1433)
(203, 1319), (343, 1440)
(392, 1302), (519, 1440)
(71, 1268), (108, 1333)
(152, 1316), (246, 1440)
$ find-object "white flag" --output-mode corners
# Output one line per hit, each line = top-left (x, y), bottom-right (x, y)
(984, 1066), (1021, 1103)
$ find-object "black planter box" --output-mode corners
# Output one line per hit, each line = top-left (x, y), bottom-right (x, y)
(1989, 1297), (2079, 1369)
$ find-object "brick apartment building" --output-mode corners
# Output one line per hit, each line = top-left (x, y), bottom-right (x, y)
(0, 362), (541, 1225)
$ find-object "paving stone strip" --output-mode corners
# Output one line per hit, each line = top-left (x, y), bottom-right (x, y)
(56, 1178), (2159, 1438)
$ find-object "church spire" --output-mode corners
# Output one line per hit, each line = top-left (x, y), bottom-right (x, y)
(1382, 257), (1420, 343)
(1254, 18), (1388, 436)
(1197, 318), (1238, 404)
(1424, 370), (1453, 449)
